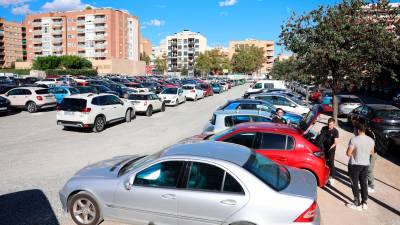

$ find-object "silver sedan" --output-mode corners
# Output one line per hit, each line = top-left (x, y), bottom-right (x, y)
(60, 141), (320, 225)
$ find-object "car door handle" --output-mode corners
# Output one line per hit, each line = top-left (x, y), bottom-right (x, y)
(220, 199), (237, 206)
(161, 194), (176, 200)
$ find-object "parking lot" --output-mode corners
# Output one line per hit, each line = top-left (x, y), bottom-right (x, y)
(0, 84), (399, 225)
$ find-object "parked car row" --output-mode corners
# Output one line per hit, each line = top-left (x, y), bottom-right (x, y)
(60, 80), (321, 225)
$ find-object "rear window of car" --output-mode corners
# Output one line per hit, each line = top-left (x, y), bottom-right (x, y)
(35, 89), (49, 95)
(375, 109), (400, 119)
(340, 97), (361, 103)
(162, 88), (178, 94)
(59, 98), (87, 111)
(128, 94), (149, 100)
(182, 86), (194, 90)
(243, 153), (290, 191)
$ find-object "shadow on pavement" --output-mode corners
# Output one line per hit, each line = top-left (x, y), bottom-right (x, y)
(0, 189), (59, 225)
(322, 185), (353, 204)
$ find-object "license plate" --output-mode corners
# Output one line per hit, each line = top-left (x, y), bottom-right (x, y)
(64, 111), (74, 116)
(0, 107), (7, 110)
(45, 95), (53, 99)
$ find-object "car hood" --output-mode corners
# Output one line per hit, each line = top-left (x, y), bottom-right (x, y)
(281, 167), (317, 200)
(160, 94), (177, 100)
(74, 155), (143, 178)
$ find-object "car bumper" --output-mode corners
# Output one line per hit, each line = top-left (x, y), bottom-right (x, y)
(38, 102), (57, 109)
(0, 106), (10, 112)
(57, 120), (92, 128)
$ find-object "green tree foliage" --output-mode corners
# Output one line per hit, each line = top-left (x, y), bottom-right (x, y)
(140, 53), (151, 66)
(194, 52), (212, 75)
(194, 50), (231, 75)
(155, 56), (168, 74)
(32, 55), (92, 70)
(230, 46), (265, 74)
(280, 0), (400, 121)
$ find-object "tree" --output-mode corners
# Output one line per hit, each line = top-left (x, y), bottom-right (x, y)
(140, 53), (151, 66)
(155, 56), (167, 75)
(194, 52), (212, 76)
(231, 46), (265, 74)
(280, 0), (400, 122)
(181, 67), (188, 76)
(60, 55), (92, 69)
(32, 56), (61, 70)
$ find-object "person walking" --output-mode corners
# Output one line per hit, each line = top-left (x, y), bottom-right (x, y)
(346, 123), (375, 211)
(319, 118), (339, 185)
(272, 108), (287, 124)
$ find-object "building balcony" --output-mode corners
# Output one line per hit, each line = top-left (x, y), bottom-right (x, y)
(52, 29), (63, 35)
(31, 22), (42, 27)
(77, 20), (85, 25)
(52, 46), (63, 51)
(52, 21), (63, 26)
(33, 47), (42, 52)
(77, 44), (85, 49)
(95, 44), (106, 49)
(52, 37), (63, 42)
(77, 28), (85, 33)
(94, 26), (106, 32)
(94, 35), (105, 40)
(32, 30), (42, 35)
(95, 52), (106, 57)
(32, 38), (42, 44)
(0, 30), (4, 36)
(94, 18), (106, 23)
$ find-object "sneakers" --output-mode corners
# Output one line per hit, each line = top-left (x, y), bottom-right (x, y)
(368, 187), (375, 193)
(328, 177), (335, 186)
(362, 203), (368, 210)
(346, 203), (362, 211)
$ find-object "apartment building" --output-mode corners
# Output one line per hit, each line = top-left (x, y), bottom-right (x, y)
(166, 30), (207, 75)
(140, 37), (152, 57)
(228, 39), (274, 74)
(0, 18), (25, 68)
(25, 8), (140, 62)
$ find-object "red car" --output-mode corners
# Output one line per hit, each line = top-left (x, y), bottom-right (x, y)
(189, 106), (329, 187)
(200, 83), (214, 97)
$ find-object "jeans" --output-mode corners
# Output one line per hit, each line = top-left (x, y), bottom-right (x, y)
(348, 164), (369, 205)
(368, 153), (377, 188)
(325, 149), (336, 178)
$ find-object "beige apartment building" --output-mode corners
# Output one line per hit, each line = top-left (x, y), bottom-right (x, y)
(228, 39), (274, 74)
(140, 37), (152, 56)
(25, 8), (140, 64)
(0, 18), (25, 68)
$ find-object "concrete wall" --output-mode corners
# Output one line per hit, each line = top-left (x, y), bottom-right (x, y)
(15, 61), (33, 69)
(91, 59), (145, 75)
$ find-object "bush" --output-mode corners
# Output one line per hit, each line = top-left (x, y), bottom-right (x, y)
(45, 69), (97, 76)
(32, 55), (92, 70)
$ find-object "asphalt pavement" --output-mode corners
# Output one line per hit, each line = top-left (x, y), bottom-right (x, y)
(0, 84), (399, 225)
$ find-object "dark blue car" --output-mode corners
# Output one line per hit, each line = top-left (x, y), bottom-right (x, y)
(219, 99), (303, 124)
(211, 83), (222, 94)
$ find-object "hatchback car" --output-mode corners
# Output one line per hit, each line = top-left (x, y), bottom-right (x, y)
(182, 84), (204, 101)
(56, 94), (135, 132)
(127, 93), (165, 117)
(211, 83), (223, 94)
(60, 141), (320, 225)
(251, 94), (310, 115)
(203, 109), (273, 135)
(219, 99), (303, 124)
(159, 87), (186, 106)
(203, 106), (329, 187)
(200, 83), (214, 97)
(347, 104), (400, 153)
(337, 95), (363, 116)
(3, 87), (57, 113)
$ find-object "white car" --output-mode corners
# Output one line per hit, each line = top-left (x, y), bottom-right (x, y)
(219, 82), (229, 91)
(3, 87), (57, 113)
(127, 92), (165, 117)
(35, 78), (65, 87)
(159, 87), (186, 106)
(56, 93), (135, 132)
(252, 94), (310, 115)
(182, 84), (204, 101)
(246, 80), (286, 94)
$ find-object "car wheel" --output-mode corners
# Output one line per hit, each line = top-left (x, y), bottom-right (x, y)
(26, 102), (37, 113)
(161, 103), (166, 112)
(69, 192), (102, 225)
(146, 106), (153, 117)
(92, 116), (106, 132)
(125, 109), (132, 123)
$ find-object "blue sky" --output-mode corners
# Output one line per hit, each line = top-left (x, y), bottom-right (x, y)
(1, 0), (399, 55)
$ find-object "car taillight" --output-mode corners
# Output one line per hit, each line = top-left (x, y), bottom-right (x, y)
(80, 108), (91, 113)
(36, 96), (43, 101)
(313, 151), (325, 159)
(371, 117), (384, 123)
(191, 89), (195, 93)
(294, 201), (317, 223)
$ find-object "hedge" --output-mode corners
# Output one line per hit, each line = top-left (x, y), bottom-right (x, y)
(45, 69), (98, 76)
(0, 69), (31, 75)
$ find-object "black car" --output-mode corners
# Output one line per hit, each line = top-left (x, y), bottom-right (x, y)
(0, 96), (11, 115)
(90, 84), (119, 96)
(347, 104), (400, 154)
(76, 86), (98, 94)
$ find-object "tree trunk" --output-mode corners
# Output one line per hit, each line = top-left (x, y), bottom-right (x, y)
(332, 82), (338, 126)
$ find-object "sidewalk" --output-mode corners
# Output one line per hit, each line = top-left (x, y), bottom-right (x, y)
(313, 115), (400, 225)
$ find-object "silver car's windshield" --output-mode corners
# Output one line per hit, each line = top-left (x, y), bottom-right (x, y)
(243, 153), (290, 191)
(118, 152), (161, 177)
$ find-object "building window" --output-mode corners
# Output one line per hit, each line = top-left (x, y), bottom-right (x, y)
(67, 35), (74, 39)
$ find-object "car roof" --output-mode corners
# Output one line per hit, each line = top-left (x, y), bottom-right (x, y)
(214, 109), (271, 116)
(252, 93), (287, 98)
(229, 99), (270, 104)
(63, 93), (112, 99)
(161, 141), (251, 166)
(233, 122), (300, 135)
(366, 104), (400, 110)
(131, 92), (154, 95)
(14, 87), (47, 90)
